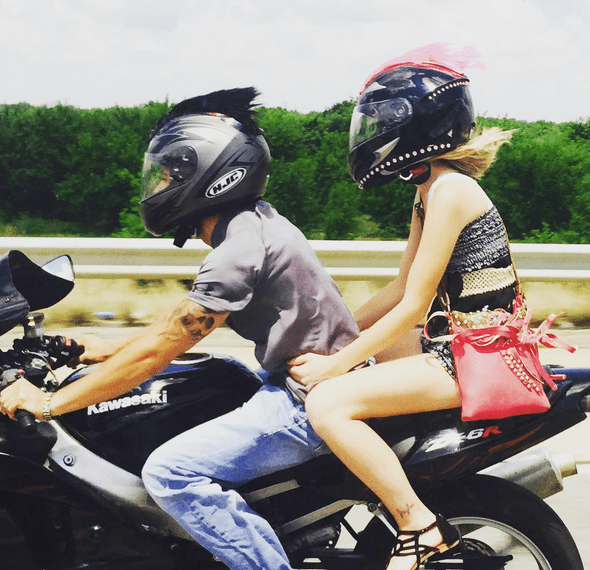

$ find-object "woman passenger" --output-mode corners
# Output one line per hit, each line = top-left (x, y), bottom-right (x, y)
(289, 52), (517, 570)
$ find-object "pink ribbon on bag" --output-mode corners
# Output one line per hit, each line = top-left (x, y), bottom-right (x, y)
(453, 310), (576, 392)
(521, 312), (576, 352)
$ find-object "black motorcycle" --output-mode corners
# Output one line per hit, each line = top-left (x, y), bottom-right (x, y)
(0, 249), (586, 570)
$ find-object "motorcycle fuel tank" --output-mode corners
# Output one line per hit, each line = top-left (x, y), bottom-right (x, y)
(58, 353), (262, 475)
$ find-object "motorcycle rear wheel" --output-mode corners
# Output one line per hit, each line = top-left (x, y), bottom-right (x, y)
(430, 474), (584, 570)
(336, 474), (583, 570)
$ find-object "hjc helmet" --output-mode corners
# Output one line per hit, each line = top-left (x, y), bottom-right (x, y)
(140, 87), (270, 247)
(348, 62), (475, 188)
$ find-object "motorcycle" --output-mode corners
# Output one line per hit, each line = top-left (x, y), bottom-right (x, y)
(0, 249), (587, 570)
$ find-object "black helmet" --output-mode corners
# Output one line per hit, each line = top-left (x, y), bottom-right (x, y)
(348, 62), (475, 188)
(140, 88), (270, 244)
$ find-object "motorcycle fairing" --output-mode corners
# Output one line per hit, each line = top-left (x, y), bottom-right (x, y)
(0, 252), (30, 336)
(0, 251), (74, 336)
(0, 452), (99, 509)
(384, 375), (588, 489)
(0, 455), (186, 570)
(0, 417), (58, 464)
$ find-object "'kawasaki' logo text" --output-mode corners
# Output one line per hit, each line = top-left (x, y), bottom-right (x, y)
(88, 391), (168, 415)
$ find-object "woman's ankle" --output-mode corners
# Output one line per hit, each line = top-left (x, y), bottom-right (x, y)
(393, 504), (437, 533)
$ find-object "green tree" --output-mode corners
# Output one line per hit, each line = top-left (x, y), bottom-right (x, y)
(323, 181), (361, 239)
(2, 100), (590, 244)
(480, 120), (586, 241)
(0, 104), (80, 220)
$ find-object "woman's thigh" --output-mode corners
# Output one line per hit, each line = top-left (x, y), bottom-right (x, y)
(306, 352), (460, 421)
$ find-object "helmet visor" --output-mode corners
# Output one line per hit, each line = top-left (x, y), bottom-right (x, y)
(349, 97), (413, 150)
(140, 146), (198, 200)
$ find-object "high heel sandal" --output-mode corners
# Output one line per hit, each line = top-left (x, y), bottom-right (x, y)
(387, 514), (461, 570)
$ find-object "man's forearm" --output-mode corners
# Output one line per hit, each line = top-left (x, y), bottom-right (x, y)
(109, 319), (166, 355)
(0, 293), (230, 423)
(52, 325), (185, 415)
(52, 300), (229, 416)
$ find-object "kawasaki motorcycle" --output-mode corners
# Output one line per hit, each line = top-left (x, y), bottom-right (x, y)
(0, 249), (586, 569)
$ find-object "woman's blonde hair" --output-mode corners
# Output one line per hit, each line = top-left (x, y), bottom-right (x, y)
(439, 127), (515, 179)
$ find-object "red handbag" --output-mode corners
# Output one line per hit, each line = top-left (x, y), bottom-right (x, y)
(449, 301), (575, 421)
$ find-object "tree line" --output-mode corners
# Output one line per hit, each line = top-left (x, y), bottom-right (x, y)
(1, 101), (589, 243)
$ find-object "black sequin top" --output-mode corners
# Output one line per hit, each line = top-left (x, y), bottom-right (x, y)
(417, 203), (518, 378)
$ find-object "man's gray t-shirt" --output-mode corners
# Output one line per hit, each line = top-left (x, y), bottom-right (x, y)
(187, 201), (359, 395)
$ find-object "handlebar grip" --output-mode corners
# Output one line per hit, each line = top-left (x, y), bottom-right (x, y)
(71, 341), (85, 359)
(55, 337), (85, 367)
(15, 409), (37, 434)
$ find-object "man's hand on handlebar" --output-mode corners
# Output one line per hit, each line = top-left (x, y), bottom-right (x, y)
(0, 378), (45, 422)
(76, 334), (114, 365)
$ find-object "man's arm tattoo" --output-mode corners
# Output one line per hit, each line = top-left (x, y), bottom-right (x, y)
(163, 300), (226, 343)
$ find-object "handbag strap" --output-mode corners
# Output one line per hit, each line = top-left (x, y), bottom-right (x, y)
(423, 311), (455, 342)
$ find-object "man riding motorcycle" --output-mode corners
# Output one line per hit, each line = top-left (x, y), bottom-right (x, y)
(0, 87), (360, 570)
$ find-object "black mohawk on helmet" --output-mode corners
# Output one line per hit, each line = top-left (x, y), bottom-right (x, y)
(149, 87), (262, 142)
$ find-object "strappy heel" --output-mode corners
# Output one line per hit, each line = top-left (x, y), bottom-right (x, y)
(387, 514), (461, 570)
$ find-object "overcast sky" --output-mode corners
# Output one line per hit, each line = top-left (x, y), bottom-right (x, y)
(2, 0), (589, 123)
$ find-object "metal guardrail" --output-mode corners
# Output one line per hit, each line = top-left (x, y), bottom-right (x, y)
(1, 236), (589, 282)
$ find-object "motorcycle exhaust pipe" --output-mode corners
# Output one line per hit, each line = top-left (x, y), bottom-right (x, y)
(480, 448), (577, 499)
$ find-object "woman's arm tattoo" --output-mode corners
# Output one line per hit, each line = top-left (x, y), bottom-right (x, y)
(163, 300), (227, 343)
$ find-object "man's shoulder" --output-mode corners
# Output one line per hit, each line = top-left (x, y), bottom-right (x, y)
(224, 201), (297, 239)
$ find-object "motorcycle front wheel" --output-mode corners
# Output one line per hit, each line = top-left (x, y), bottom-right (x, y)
(346, 474), (583, 570)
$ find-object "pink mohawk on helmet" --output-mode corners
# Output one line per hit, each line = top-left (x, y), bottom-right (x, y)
(360, 43), (485, 91)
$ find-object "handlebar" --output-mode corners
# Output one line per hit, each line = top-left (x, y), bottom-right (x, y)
(0, 334), (84, 434)
(15, 409), (36, 434)
(11, 335), (84, 370)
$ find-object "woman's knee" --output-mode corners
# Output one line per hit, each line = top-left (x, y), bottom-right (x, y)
(305, 382), (349, 434)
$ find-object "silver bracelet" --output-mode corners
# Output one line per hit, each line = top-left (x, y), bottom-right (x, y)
(42, 392), (55, 421)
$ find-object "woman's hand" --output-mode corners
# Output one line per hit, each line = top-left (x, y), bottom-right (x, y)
(288, 353), (346, 387)
(0, 378), (46, 421)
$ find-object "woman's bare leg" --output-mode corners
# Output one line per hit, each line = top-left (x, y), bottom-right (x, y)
(304, 353), (460, 569)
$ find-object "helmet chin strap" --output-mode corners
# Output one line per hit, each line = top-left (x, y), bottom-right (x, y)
(398, 162), (431, 185)
(173, 223), (200, 249)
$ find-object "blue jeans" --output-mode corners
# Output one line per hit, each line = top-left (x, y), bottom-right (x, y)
(141, 381), (328, 570)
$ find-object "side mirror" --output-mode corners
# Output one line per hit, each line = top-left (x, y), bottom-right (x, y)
(42, 255), (75, 284)
(0, 251), (76, 336)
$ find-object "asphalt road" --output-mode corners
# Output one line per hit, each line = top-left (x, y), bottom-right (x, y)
(1, 324), (589, 566)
